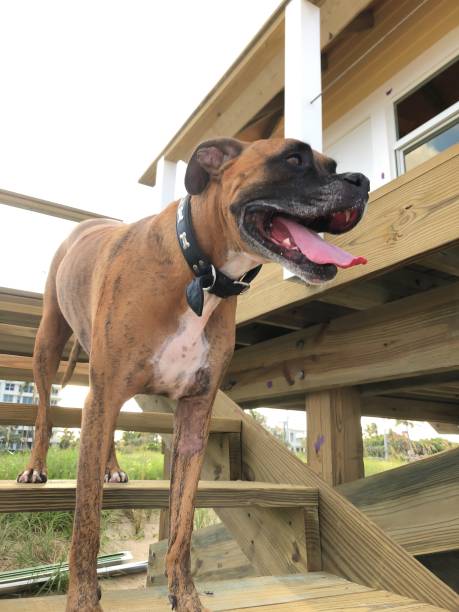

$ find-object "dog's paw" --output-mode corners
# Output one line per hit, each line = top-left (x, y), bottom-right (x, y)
(17, 468), (47, 483)
(104, 469), (128, 483)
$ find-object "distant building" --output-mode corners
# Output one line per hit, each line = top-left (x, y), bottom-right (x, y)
(284, 426), (305, 454)
(0, 380), (60, 451)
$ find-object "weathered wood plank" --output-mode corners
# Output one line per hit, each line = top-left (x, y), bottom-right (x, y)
(231, 593), (445, 611)
(236, 145), (459, 325)
(0, 480), (318, 513)
(148, 523), (257, 587)
(0, 573), (375, 612)
(306, 388), (364, 486)
(225, 283), (459, 403)
(209, 391), (458, 610)
(337, 448), (459, 557)
(0, 572), (447, 611)
(0, 403), (241, 434)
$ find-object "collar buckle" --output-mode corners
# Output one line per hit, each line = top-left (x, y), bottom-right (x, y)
(202, 265), (217, 292)
(233, 279), (251, 294)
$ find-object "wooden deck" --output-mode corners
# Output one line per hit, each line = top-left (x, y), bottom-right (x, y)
(0, 574), (449, 611)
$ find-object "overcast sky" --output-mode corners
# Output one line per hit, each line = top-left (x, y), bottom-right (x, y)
(0, 0), (281, 292)
(1, 2), (456, 442)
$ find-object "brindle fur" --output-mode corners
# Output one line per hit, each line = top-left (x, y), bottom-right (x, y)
(18, 138), (369, 611)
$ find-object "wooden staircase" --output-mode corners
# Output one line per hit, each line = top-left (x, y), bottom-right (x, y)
(0, 393), (457, 611)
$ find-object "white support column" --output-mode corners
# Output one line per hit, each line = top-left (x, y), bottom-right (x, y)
(155, 156), (178, 211)
(284, 0), (322, 152)
(284, 0), (323, 280)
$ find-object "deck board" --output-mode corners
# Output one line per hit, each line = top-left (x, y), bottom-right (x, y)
(0, 574), (448, 611)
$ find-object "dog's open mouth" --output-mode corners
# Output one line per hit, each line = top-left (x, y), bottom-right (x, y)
(240, 201), (367, 283)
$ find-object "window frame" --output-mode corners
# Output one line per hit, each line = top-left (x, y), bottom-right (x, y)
(394, 98), (459, 176)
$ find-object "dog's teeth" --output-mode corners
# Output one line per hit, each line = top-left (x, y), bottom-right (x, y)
(345, 210), (351, 222)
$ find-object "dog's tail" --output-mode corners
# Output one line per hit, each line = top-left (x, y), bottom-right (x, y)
(61, 337), (81, 388)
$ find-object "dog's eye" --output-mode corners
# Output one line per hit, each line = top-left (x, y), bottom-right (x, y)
(328, 160), (337, 174)
(286, 154), (304, 167)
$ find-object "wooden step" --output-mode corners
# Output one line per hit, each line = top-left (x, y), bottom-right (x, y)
(0, 480), (318, 513)
(0, 403), (241, 434)
(0, 573), (448, 611)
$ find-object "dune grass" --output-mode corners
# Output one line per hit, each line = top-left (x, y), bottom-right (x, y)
(0, 446), (164, 592)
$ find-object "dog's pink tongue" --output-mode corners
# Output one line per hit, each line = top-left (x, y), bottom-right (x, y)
(271, 216), (367, 268)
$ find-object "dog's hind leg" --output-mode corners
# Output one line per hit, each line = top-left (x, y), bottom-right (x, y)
(17, 272), (72, 483)
(66, 369), (125, 612)
(104, 439), (128, 483)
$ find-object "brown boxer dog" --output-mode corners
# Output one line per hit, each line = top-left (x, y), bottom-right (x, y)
(17, 138), (369, 611)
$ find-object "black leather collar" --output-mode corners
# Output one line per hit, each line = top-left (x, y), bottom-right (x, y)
(176, 195), (262, 316)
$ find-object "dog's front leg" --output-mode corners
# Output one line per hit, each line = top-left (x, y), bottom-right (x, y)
(66, 384), (121, 612)
(166, 394), (215, 612)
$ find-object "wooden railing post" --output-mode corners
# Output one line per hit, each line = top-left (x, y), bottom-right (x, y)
(306, 387), (364, 486)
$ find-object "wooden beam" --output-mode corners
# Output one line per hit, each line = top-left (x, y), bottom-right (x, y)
(0, 323), (78, 359)
(306, 388), (364, 486)
(337, 448), (459, 557)
(362, 396), (459, 424)
(208, 391), (458, 610)
(254, 301), (353, 331)
(139, 0), (373, 187)
(236, 145), (459, 325)
(419, 246), (459, 277)
(0, 354), (89, 385)
(0, 480), (318, 513)
(430, 422), (459, 435)
(225, 283), (459, 404)
(359, 371), (459, 398)
(0, 189), (119, 222)
(0, 287), (42, 319)
(0, 403), (241, 434)
(0, 322), (38, 356)
(347, 8), (374, 32)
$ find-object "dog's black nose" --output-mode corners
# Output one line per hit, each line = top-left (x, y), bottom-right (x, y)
(342, 172), (370, 192)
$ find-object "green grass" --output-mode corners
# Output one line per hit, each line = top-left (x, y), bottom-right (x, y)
(363, 456), (406, 476)
(295, 451), (407, 476)
(0, 446), (164, 480)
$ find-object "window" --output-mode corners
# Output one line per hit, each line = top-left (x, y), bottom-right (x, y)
(5, 383), (16, 391)
(3, 394), (14, 402)
(21, 396), (33, 404)
(395, 57), (459, 173)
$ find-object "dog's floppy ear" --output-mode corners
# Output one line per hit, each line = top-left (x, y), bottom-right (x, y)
(185, 138), (246, 195)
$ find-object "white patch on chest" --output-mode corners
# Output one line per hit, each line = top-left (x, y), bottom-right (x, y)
(151, 295), (220, 399)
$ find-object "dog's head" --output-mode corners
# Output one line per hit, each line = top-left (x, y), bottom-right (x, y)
(185, 137), (370, 284)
